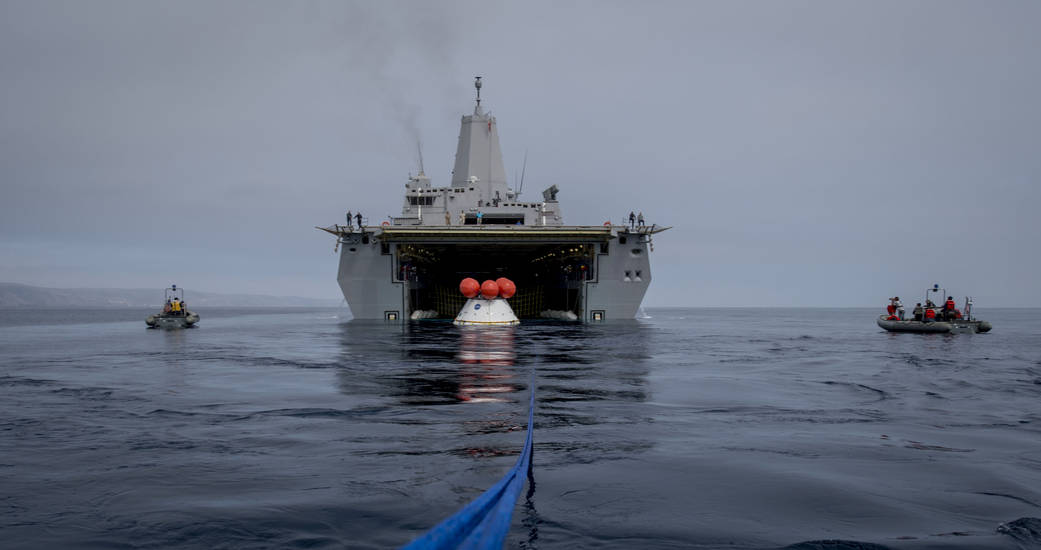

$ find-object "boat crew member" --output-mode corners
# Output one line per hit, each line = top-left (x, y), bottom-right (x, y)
(924, 306), (937, 323)
(913, 303), (923, 321)
(943, 296), (956, 321)
(458, 211), (465, 225)
(164, 300), (172, 314)
(629, 211), (636, 228)
(892, 297), (904, 320)
(171, 299), (182, 314)
(637, 212), (645, 227)
(445, 210), (451, 225)
(346, 210), (352, 228)
(355, 212), (363, 227)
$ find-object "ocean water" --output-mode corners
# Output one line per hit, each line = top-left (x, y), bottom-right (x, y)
(1, 307), (1040, 549)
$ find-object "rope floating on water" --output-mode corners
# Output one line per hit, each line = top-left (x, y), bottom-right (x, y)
(403, 380), (535, 550)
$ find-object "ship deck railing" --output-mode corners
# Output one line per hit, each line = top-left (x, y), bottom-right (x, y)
(317, 223), (669, 240)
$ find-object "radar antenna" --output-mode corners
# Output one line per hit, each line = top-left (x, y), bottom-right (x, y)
(474, 76), (482, 108)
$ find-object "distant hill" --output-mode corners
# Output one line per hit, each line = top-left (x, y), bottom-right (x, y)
(0, 283), (341, 308)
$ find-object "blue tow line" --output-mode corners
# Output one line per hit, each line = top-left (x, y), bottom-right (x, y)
(403, 379), (535, 550)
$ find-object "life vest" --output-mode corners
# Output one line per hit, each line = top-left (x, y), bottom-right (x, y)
(954, 310), (962, 319)
(887, 305), (896, 314)
(886, 315), (899, 320)
(945, 299), (955, 310)
(171, 300), (182, 312)
(924, 308), (936, 319)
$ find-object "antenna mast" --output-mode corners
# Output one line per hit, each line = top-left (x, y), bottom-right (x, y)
(474, 76), (482, 109)
(416, 139), (425, 174)
(518, 149), (528, 197)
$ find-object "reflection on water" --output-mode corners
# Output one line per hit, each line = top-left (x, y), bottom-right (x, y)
(333, 319), (656, 471)
(457, 326), (517, 403)
(334, 320), (652, 408)
(457, 326), (516, 366)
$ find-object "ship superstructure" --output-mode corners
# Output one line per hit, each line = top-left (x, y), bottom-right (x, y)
(319, 78), (667, 321)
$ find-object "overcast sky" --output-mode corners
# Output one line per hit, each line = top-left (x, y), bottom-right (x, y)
(2, 1), (1039, 307)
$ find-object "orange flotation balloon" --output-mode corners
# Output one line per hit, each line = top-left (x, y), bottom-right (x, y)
(459, 278), (480, 298)
(480, 279), (499, 300)
(495, 277), (516, 299)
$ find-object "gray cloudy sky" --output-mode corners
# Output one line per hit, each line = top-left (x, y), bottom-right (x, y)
(2, 1), (1039, 307)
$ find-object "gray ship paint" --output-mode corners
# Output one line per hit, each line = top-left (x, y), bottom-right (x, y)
(321, 79), (668, 321)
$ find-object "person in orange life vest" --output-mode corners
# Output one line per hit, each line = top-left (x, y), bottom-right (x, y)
(943, 296), (956, 320)
(924, 307), (937, 323)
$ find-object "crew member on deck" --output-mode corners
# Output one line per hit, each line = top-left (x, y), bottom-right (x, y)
(913, 303), (923, 321)
(637, 212), (645, 227)
(355, 212), (363, 227)
(629, 211), (636, 228)
(171, 299), (182, 315)
(346, 210), (352, 228)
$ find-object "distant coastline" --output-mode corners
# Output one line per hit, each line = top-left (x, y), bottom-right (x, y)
(0, 283), (341, 309)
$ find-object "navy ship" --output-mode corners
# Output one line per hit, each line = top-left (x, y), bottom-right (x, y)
(319, 78), (668, 321)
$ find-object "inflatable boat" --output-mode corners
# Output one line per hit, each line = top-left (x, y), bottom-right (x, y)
(878, 286), (991, 334)
(146, 285), (199, 329)
(876, 315), (991, 334)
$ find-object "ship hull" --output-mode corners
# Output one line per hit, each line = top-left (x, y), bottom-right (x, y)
(334, 225), (654, 321)
(146, 312), (199, 329)
(876, 315), (992, 334)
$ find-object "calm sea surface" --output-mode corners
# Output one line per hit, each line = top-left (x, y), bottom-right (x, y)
(1, 307), (1040, 549)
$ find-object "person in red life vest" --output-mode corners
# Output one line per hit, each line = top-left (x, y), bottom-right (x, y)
(887, 296), (903, 318)
(924, 307), (937, 323)
(943, 296), (957, 320)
